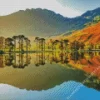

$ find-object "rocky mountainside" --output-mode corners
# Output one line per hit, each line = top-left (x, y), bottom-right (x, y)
(0, 7), (100, 37)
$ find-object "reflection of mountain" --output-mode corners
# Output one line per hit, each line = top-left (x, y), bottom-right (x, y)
(0, 8), (100, 37)
(0, 61), (87, 90)
(0, 52), (100, 90)
(1, 81), (100, 100)
(0, 52), (100, 91)
(68, 52), (100, 79)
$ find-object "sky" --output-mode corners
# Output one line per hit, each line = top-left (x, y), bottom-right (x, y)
(0, 0), (100, 17)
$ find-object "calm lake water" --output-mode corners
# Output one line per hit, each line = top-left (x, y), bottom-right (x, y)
(0, 51), (100, 100)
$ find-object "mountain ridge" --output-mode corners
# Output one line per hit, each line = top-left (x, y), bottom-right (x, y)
(0, 7), (100, 37)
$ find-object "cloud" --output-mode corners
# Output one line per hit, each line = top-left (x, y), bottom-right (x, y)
(57, 0), (100, 12)
(0, 0), (82, 17)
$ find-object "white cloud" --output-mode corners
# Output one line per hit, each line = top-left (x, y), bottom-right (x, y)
(0, 0), (82, 17)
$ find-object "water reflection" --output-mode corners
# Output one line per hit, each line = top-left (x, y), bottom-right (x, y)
(1, 51), (100, 68)
(34, 52), (45, 66)
(0, 81), (100, 100)
(2, 53), (31, 68)
(0, 51), (100, 92)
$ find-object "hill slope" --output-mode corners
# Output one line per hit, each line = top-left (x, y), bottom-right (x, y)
(0, 8), (100, 37)
(66, 22), (100, 45)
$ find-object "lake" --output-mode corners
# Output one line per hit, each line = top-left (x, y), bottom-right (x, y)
(0, 51), (100, 100)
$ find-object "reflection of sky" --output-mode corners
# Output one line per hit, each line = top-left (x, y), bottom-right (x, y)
(0, 81), (100, 100)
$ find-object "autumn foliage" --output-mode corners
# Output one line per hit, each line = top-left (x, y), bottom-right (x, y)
(66, 22), (100, 45)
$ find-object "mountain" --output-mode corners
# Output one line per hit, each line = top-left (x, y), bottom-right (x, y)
(0, 7), (100, 37)
(65, 22), (100, 45)
(63, 7), (100, 35)
(0, 8), (69, 37)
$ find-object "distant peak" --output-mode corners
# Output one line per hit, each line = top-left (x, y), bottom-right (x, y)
(82, 7), (100, 17)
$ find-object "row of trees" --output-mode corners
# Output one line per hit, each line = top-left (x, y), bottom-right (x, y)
(1, 35), (99, 52)
(46, 39), (85, 51)
(70, 40), (85, 50)
(51, 39), (69, 50)
(5, 35), (31, 52)
(34, 38), (86, 51)
(47, 39), (100, 51)
(34, 37), (45, 51)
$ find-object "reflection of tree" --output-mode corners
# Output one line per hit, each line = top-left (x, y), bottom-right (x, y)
(48, 52), (54, 64)
(5, 53), (31, 69)
(19, 53), (25, 68)
(59, 52), (69, 64)
(46, 51), (69, 64)
(88, 52), (94, 58)
(25, 53), (31, 66)
(35, 53), (40, 66)
(63, 53), (69, 64)
(34, 52), (45, 66)
(49, 52), (59, 64)
(14, 53), (31, 68)
(40, 52), (45, 65)
(13, 53), (18, 68)
(54, 51), (60, 63)
(1, 51), (100, 91)
(0, 54), (5, 68)
(70, 52), (84, 63)
(5, 53), (13, 66)
(59, 52), (64, 63)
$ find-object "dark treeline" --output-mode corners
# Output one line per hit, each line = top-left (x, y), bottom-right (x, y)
(0, 35), (31, 53)
(0, 35), (100, 54)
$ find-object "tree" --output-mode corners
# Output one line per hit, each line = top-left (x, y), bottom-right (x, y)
(70, 40), (80, 50)
(80, 42), (85, 50)
(35, 37), (40, 51)
(53, 40), (59, 50)
(18, 35), (25, 52)
(40, 38), (45, 51)
(25, 37), (31, 52)
(63, 39), (69, 50)
(5, 38), (14, 52)
(12, 36), (18, 52)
